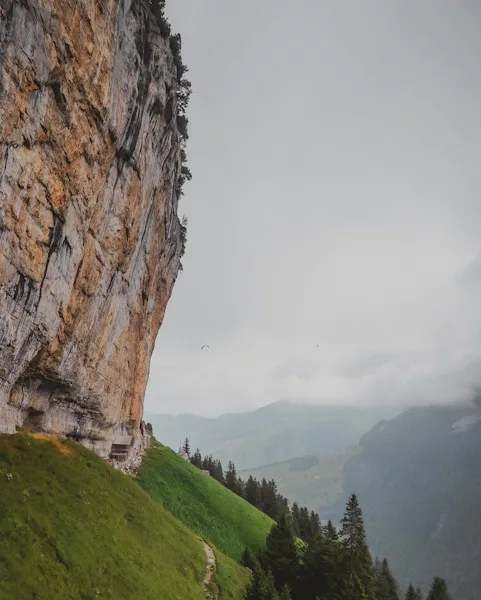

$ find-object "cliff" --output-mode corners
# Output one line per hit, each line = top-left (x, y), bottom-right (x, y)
(0, 0), (185, 458)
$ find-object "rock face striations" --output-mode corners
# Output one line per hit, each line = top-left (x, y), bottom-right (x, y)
(0, 0), (186, 458)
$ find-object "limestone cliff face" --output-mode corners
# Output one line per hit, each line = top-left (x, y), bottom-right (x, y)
(0, 0), (184, 456)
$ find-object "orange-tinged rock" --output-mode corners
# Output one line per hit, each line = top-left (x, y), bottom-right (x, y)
(0, 0), (185, 459)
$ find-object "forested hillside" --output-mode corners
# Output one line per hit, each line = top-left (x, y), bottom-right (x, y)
(239, 450), (355, 518)
(174, 437), (453, 600)
(336, 404), (481, 599)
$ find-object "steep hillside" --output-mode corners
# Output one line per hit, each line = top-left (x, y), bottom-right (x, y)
(146, 401), (400, 469)
(138, 442), (274, 561)
(240, 448), (357, 518)
(0, 433), (250, 600)
(334, 404), (481, 600)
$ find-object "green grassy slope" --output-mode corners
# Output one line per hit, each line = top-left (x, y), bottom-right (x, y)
(0, 433), (206, 600)
(138, 442), (274, 561)
(214, 550), (251, 600)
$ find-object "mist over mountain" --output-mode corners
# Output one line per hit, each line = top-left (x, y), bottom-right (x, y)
(146, 401), (400, 470)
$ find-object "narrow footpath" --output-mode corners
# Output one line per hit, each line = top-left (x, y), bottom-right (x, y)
(200, 539), (218, 600)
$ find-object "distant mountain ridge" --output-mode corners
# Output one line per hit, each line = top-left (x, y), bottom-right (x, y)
(145, 401), (401, 469)
(232, 402), (481, 598)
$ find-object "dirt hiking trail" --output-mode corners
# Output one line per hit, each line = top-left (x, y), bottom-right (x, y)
(200, 539), (218, 600)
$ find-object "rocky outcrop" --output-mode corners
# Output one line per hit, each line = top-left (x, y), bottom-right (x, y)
(0, 0), (185, 458)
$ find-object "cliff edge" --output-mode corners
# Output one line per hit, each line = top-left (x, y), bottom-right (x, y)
(0, 0), (186, 458)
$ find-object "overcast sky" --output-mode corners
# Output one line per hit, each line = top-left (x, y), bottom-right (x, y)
(144, 0), (481, 416)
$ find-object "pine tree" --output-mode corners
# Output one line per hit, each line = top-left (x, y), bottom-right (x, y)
(242, 547), (259, 571)
(300, 528), (347, 600)
(309, 511), (321, 537)
(246, 476), (260, 507)
(298, 506), (311, 540)
(339, 494), (375, 600)
(382, 558), (399, 600)
(190, 448), (202, 468)
(182, 437), (190, 458)
(259, 479), (279, 519)
(225, 461), (238, 493)
(277, 495), (290, 520)
(207, 455), (215, 475)
(263, 513), (299, 592)
(278, 584), (292, 600)
(426, 577), (452, 600)
(324, 519), (339, 543)
(374, 558), (399, 600)
(291, 503), (301, 537)
(246, 565), (279, 600)
(212, 459), (224, 483)
(405, 584), (423, 600)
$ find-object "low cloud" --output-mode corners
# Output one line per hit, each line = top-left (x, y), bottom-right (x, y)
(144, 1), (481, 417)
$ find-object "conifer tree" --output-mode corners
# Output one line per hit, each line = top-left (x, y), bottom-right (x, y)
(225, 461), (239, 493)
(309, 511), (321, 537)
(426, 577), (452, 600)
(212, 459), (224, 483)
(242, 547), (259, 571)
(405, 584), (423, 600)
(182, 437), (190, 458)
(291, 503), (301, 536)
(246, 565), (279, 600)
(325, 520), (339, 543)
(277, 495), (290, 520)
(260, 479), (279, 519)
(190, 448), (202, 468)
(246, 476), (260, 507)
(339, 494), (375, 600)
(300, 524), (348, 600)
(298, 506), (311, 540)
(382, 558), (400, 600)
(201, 454), (215, 474)
(278, 584), (292, 600)
(374, 558), (399, 600)
(263, 513), (299, 592)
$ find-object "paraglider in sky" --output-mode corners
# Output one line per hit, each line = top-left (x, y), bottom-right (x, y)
(201, 345), (210, 350)
(201, 345), (210, 354)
